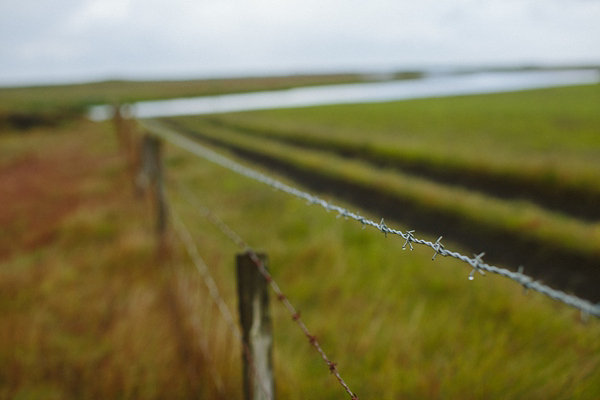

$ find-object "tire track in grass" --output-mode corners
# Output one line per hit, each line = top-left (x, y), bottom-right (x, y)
(159, 118), (600, 303)
(199, 117), (600, 222)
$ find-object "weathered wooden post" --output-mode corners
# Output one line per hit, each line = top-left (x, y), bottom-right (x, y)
(112, 104), (138, 194)
(113, 105), (133, 157)
(139, 133), (169, 257)
(112, 104), (125, 143)
(236, 252), (275, 400)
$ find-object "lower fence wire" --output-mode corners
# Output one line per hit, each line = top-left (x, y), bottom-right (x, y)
(140, 119), (600, 319)
(171, 179), (359, 400)
(169, 204), (273, 400)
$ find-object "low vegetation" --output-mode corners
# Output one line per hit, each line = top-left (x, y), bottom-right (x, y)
(191, 84), (600, 195)
(1, 79), (599, 399)
(163, 85), (600, 301)
(0, 72), (406, 139)
(0, 120), (240, 399)
(0, 73), (406, 116)
(163, 114), (600, 257)
(163, 127), (600, 399)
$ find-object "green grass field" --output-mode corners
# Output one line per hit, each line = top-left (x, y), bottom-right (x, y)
(1, 79), (599, 399)
(185, 84), (600, 193)
(163, 111), (600, 256)
(161, 130), (600, 399)
(0, 73), (396, 114)
(0, 73), (396, 135)
(162, 85), (600, 302)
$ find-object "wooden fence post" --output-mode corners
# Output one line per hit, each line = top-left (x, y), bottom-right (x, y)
(236, 252), (275, 400)
(139, 134), (169, 257)
(112, 105), (137, 187)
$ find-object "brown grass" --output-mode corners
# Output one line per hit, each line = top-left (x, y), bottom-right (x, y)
(0, 120), (238, 399)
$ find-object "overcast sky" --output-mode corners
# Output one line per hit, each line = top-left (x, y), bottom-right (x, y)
(1, 0), (599, 86)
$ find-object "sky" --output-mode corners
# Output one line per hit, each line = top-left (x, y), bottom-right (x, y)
(1, 0), (599, 86)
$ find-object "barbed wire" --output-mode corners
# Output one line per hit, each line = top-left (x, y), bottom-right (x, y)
(170, 178), (358, 399)
(140, 119), (600, 319)
(169, 204), (274, 400)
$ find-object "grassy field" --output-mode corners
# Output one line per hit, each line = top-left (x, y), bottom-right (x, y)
(1, 80), (599, 399)
(161, 85), (600, 301)
(162, 112), (600, 256)
(0, 73), (415, 115)
(0, 73), (404, 136)
(186, 84), (600, 194)
(0, 119), (246, 399)
(159, 120), (600, 399)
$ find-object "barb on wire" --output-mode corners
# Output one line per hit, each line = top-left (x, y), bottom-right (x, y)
(140, 119), (600, 319)
(432, 236), (445, 260)
(379, 218), (388, 238)
(169, 205), (273, 400)
(468, 252), (486, 281)
(403, 230), (415, 251)
(171, 179), (359, 400)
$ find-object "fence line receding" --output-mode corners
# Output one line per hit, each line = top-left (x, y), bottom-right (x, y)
(138, 118), (600, 320)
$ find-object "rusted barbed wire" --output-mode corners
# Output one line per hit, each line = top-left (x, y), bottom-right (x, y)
(140, 119), (600, 319)
(169, 205), (273, 400)
(171, 179), (359, 399)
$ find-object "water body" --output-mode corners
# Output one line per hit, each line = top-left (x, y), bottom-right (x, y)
(89, 69), (599, 120)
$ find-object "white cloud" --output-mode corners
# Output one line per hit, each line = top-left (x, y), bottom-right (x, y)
(66, 0), (133, 31)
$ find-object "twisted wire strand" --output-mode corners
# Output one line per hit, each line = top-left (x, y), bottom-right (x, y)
(141, 119), (600, 319)
(169, 205), (273, 400)
(171, 179), (358, 399)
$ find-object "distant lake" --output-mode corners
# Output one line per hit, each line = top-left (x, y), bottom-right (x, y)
(89, 69), (600, 121)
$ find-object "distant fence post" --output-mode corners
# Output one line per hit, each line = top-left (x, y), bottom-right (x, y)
(139, 133), (169, 257)
(236, 252), (275, 400)
(112, 104), (137, 189)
